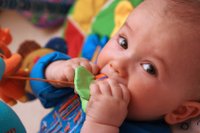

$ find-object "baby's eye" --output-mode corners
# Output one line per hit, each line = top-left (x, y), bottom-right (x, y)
(141, 63), (157, 75)
(118, 35), (128, 49)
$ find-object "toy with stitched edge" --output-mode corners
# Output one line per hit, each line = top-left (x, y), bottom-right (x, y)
(0, 27), (28, 106)
(74, 66), (107, 112)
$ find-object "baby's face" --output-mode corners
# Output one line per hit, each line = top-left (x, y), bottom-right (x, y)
(97, 1), (200, 121)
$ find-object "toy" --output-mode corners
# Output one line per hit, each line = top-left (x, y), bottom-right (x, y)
(0, 27), (12, 57)
(74, 66), (107, 112)
(45, 37), (68, 54)
(0, 27), (28, 105)
(0, 101), (26, 133)
(17, 40), (41, 59)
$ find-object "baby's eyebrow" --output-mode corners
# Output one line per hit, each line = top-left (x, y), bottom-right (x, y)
(124, 22), (134, 33)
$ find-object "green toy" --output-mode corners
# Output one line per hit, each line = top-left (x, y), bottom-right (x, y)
(74, 66), (94, 112)
(74, 66), (107, 112)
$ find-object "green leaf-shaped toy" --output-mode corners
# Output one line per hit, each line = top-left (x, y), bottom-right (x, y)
(74, 66), (94, 112)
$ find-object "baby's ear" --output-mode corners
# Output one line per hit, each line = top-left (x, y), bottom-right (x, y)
(164, 101), (200, 125)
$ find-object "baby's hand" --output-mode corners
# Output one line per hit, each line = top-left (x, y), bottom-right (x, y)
(85, 79), (130, 129)
(45, 57), (99, 87)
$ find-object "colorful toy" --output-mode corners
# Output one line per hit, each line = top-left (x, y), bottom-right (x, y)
(0, 27), (28, 105)
(0, 101), (26, 133)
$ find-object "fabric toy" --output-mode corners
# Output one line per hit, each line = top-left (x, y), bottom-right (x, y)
(45, 37), (68, 54)
(71, 0), (108, 34)
(0, 58), (5, 80)
(0, 27), (12, 57)
(0, 27), (28, 105)
(81, 34), (108, 61)
(0, 101), (26, 133)
(0, 53), (28, 105)
(20, 48), (54, 95)
(74, 66), (107, 112)
(17, 40), (41, 59)
(63, 0), (108, 58)
(91, 0), (143, 37)
(111, 0), (134, 37)
(64, 20), (85, 57)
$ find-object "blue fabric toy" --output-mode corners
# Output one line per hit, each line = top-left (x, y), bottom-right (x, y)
(45, 37), (68, 54)
(0, 101), (26, 133)
(81, 34), (108, 60)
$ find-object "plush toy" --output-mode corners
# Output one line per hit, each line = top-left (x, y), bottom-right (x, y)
(0, 27), (28, 105)
(74, 66), (107, 112)
(0, 27), (12, 57)
(0, 101), (26, 133)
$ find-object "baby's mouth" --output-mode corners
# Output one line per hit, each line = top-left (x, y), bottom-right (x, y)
(99, 67), (127, 86)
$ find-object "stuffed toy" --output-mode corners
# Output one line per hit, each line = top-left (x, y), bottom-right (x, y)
(20, 48), (54, 95)
(0, 27), (12, 57)
(0, 27), (28, 105)
(0, 101), (26, 133)
(74, 66), (107, 112)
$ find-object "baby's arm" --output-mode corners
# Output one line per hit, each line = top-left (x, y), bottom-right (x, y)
(81, 79), (130, 133)
(45, 57), (99, 88)
(30, 52), (99, 108)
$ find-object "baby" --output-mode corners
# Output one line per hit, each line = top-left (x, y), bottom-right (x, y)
(30, 0), (200, 132)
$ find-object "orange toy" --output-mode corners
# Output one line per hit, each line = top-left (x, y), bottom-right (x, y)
(0, 27), (12, 57)
(0, 27), (28, 106)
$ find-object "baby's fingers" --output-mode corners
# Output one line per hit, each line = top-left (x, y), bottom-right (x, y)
(90, 80), (112, 96)
(107, 79), (123, 99)
(119, 83), (130, 103)
(90, 82), (101, 96)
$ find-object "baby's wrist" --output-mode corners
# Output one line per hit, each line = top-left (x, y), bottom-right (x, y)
(81, 119), (119, 133)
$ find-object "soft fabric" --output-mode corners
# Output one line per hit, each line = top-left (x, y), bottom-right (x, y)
(81, 34), (108, 61)
(0, 28), (28, 105)
(30, 52), (73, 108)
(111, 0), (133, 37)
(74, 66), (94, 112)
(30, 52), (171, 133)
(0, 58), (5, 80)
(120, 120), (171, 133)
(0, 53), (28, 105)
(64, 19), (85, 58)
(20, 48), (54, 98)
(45, 37), (68, 54)
(17, 40), (41, 59)
(71, 0), (108, 34)
(91, 0), (119, 37)
(91, 0), (143, 37)
(39, 94), (85, 133)
(0, 28), (12, 57)
(0, 101), (26, 133)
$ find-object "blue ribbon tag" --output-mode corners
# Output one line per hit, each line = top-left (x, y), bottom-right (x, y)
(0, 58), (5, 80)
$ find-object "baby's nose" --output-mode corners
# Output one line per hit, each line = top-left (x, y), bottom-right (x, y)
(109, 61), (127, 78)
